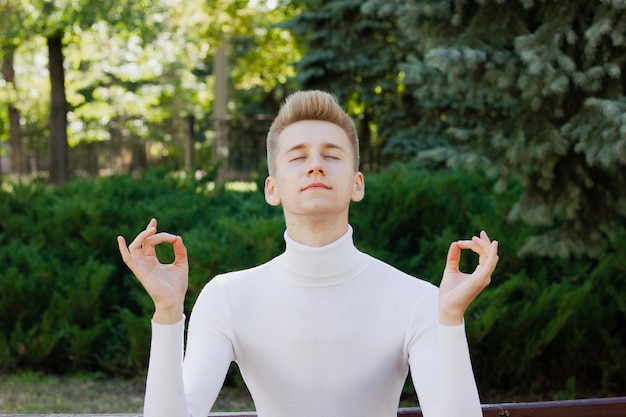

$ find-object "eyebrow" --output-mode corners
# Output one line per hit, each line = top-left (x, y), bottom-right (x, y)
(284, 142), (346, 154)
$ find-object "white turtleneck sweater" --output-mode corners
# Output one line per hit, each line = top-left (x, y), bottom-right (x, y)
(144, 227), (481, 417)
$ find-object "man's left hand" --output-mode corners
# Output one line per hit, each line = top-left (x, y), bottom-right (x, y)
(439, 231), (499, 325)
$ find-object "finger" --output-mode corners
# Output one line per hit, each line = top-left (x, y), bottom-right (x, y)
(144, 233), (177, 259)
(172, 236), (188, 268)
(444, 242), (461, 273)
(472, 235), (491, 259)
(475, 229), (492, 244)
(142, 232), (179, 257)
(117, 236), (130, 262)
(473, 240), (499, 281)
(129, 219), (158, 252)
(483, 240), (500, 273)
(456, 239), (474, 249)
(457, 234), (491, 258)
(128, 226), (157, 254)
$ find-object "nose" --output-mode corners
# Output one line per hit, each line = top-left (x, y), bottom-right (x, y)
(307, 152), (325, 175)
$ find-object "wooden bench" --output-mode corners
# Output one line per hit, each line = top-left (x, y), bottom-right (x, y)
(400, 396), (626, 416)
(1, 397), (625, 417)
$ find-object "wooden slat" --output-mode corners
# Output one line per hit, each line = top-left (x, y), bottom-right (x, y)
(397, 396), (626, 417)
(481, 396), (626, 417)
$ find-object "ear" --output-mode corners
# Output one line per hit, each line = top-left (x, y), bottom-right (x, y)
(264, 176), (282, 206)
(351, 171), (365, 203)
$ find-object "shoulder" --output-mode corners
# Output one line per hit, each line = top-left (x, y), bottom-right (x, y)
(199, 258), (277, 298)
(212, 258), (275, 285)
(192, 259), (277, 318)
(365, 253), (437, 287)
(361, 253), (439, 298)
(358, 254), (440, 336)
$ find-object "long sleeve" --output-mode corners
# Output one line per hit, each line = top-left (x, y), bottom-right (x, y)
(143, 318), (189, 417)
(182, 277), (236, 417)
(437, 323), (482, 417)
(143, 278), (235, 417)
(407, 290), (481, 417)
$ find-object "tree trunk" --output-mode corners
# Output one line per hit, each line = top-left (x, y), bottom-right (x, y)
(47, 33), (69, 185)
(185, 115), (195, 172)
(128, 137), (147, 177)
(212, 42), (229, 186)
(2, 50), (26, 174)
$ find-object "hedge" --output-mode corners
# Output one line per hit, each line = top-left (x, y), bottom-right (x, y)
(0, 165), (624, 399)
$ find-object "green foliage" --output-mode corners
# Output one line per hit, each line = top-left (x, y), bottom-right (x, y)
(358, 0), (626, 258)
(1, 0), (300, 180)
(470, 247), (626, 398)
(351, 164), (525, 282)
(284, 0), (418, 169)
(0, 170), (285, 374)
(1, 166), (625, 399)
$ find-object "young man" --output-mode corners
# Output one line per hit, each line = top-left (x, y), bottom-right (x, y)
(117, 90), (499, 417)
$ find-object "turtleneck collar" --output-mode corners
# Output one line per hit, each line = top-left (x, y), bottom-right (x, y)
(274, 225), (368, 286)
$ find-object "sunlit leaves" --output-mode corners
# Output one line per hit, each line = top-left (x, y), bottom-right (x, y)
(1, 0), (300, 151)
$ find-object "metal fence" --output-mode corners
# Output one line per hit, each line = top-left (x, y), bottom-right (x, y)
(1, 112), (385, 181)
(0, 114), (273, 182)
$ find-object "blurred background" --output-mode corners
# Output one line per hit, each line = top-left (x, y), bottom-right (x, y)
(1, 0), (625, 412)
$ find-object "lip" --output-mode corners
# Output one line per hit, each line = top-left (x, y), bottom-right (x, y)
(302, 182), (331, 191)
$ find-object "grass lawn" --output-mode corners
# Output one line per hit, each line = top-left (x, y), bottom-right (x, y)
(0, 371), (590, 413)
(0, 372), (254, 414)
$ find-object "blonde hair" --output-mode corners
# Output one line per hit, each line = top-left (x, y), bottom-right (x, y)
(266, 90), (359, 175)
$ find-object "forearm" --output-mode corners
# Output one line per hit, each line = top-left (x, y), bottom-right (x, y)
(438, 323), (481, 417)
(144, 318), (189, 417)
(181, 276), (237, 415)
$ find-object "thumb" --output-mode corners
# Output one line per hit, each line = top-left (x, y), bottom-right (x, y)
(172, 236), (188, 268)
(444, 241), (461, 273)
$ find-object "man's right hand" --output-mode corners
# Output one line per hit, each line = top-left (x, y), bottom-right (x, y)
(117, 218), (189, 324)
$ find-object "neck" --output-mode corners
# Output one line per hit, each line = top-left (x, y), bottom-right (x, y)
(283, 213), (349, 247)
(278, 224), (366, 286)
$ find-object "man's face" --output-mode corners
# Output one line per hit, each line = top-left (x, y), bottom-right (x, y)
(264, 120), (364, 220)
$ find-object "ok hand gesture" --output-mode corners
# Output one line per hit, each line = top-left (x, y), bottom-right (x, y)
(117, 218), (189, 324)
(439, 231), (499, 326)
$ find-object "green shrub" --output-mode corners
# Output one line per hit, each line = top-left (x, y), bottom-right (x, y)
(0, 165), (624, 399)
(351, 164), (525, 282)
